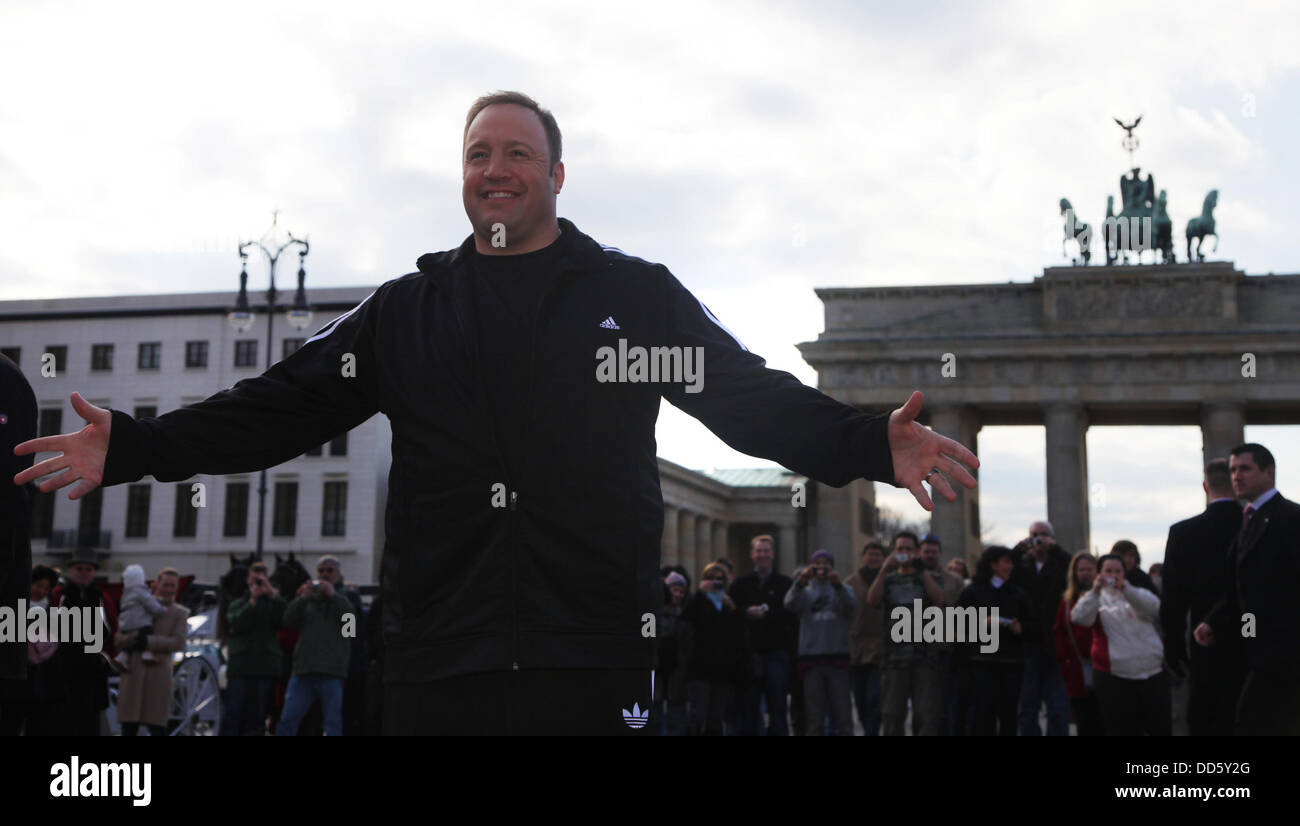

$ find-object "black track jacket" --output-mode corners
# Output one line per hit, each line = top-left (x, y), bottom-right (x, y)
(102, 219), (896, 682)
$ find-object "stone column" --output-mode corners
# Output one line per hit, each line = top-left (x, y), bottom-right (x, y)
(1201, 403), (1245, 469)
(678, 509), (695, 581)
(812, 481), (852, 571)
(695, 516), (712, 582)
(661, 505), (679, 567)
(1044, 403), (1090, 554)
(711, 520), (728, 570)
(778, 522), (799, 575)
(927, 405), (981, 564)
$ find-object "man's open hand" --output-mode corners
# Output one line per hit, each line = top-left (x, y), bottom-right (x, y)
(887, 391), (979, 511)
(12, 392), (111, 501)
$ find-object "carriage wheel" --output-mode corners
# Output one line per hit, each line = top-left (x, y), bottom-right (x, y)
(170, 656), (221, 736)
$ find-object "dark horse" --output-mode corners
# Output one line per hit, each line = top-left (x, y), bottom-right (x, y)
(270, 552), (311, 597)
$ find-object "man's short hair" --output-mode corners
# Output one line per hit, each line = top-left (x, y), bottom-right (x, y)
(1231, 443), (1275, 471)
(750, 534), (774, 550)
(861, 541), (886, 555)
(920, 533), (940, 548)
(1205, 458), (1232, 492)
(156, 567), (180, 581)
(464, 91), (563, 174)
(891, 530), (919, 549)
(250, 561), (269, 575)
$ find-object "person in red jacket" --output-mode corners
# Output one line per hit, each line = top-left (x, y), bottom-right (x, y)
(1053, 551), (1103, 736)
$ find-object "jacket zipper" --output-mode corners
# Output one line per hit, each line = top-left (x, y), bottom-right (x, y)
(451, 265), (521, 673)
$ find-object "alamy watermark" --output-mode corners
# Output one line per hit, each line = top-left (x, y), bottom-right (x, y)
(889, 598), (1002, 654)
(595, 338), (704, 394)
(0, 602), (107, 653)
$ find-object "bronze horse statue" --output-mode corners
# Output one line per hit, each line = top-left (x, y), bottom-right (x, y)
(1186, 189), (1218, 262)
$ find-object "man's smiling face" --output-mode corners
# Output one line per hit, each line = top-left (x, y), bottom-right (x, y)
(462, 102), (564, 255)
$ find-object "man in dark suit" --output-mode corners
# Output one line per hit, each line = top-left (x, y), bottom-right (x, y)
(1161, 458), (1245, 736)
(1196, 443), (1300, 735)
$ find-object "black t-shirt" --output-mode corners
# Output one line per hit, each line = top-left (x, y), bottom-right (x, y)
(470, 228), (571, 473)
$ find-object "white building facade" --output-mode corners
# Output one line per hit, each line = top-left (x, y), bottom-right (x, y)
(0, 287), (389, 585)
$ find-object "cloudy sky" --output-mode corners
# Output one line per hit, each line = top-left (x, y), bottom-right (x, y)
(3, 0), (1297, 561)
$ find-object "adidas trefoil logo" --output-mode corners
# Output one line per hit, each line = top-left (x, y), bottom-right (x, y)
(599, 316), (621, 330)
(622, 669), (654, 729)
(622, 702), (649, 729)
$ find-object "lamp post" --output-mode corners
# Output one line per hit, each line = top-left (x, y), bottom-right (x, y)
(228, 212), (312, 561)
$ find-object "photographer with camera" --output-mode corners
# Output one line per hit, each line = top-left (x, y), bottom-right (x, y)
(275, 565), (354, 736)
(1070, 554), (1168, 736)
(220, 561), (286, 736)
(1011, 521), (1072, 736)
(867, 531), (945, 735)
(682, 562), (746, 735)
(784, 550), (854, 735)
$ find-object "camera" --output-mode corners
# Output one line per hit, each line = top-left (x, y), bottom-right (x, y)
(1031, 536), (1043, 547)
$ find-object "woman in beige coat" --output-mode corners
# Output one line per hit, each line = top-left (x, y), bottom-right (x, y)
(114, 567), (189, 736)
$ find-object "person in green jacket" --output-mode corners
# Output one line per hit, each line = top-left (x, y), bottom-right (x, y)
(274, 572), (353, 736)
(220, 561), (286, 736)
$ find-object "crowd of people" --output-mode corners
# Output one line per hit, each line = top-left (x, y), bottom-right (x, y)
(0, 443), (1293, 736)
(654, 443), (1297, 736)
(0, 550), (380, 736)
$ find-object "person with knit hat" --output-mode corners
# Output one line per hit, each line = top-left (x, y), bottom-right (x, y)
(784, 549), (855, 735)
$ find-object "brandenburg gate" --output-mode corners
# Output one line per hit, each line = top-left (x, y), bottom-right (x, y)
(797, 260), (1300, 563)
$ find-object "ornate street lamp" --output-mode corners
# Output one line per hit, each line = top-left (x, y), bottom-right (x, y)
(228, 212), (311, 559)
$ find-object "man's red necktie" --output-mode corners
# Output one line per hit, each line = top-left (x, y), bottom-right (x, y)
(1242, 504), (1255, 531)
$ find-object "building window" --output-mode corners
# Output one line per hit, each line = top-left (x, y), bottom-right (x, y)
(45, 346), (67, 374)
(133, 405), (157, 420)
(272, 481), (298, 537)
(125, 485), (151, 538)
(185, 340), (209, 368)
(39, 408), (63, 437)
(223, 481), (249, 538)
(234, 340), (258, 368)
(282, 338), (304, 360)
(329, 432), (348, 457)
(90, 344), (114, 372)
(0, 346), (19, 366)
(173, 483), (197, 538)
(138, 342), (161, 370)
(78, 487), (103, 547)
(322, 481), (348, 537)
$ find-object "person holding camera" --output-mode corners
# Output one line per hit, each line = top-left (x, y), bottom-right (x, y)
(1070, 554), (1168, 736)
(220, 560), (286, 736)
(1010, 521), (1072, 736)
(275, 570), (354, 736)
(784, 550), (855, 735)
(682, 562), (746, 735)
(867, 531), (945, 735)
(957, 546), (1029, 735)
